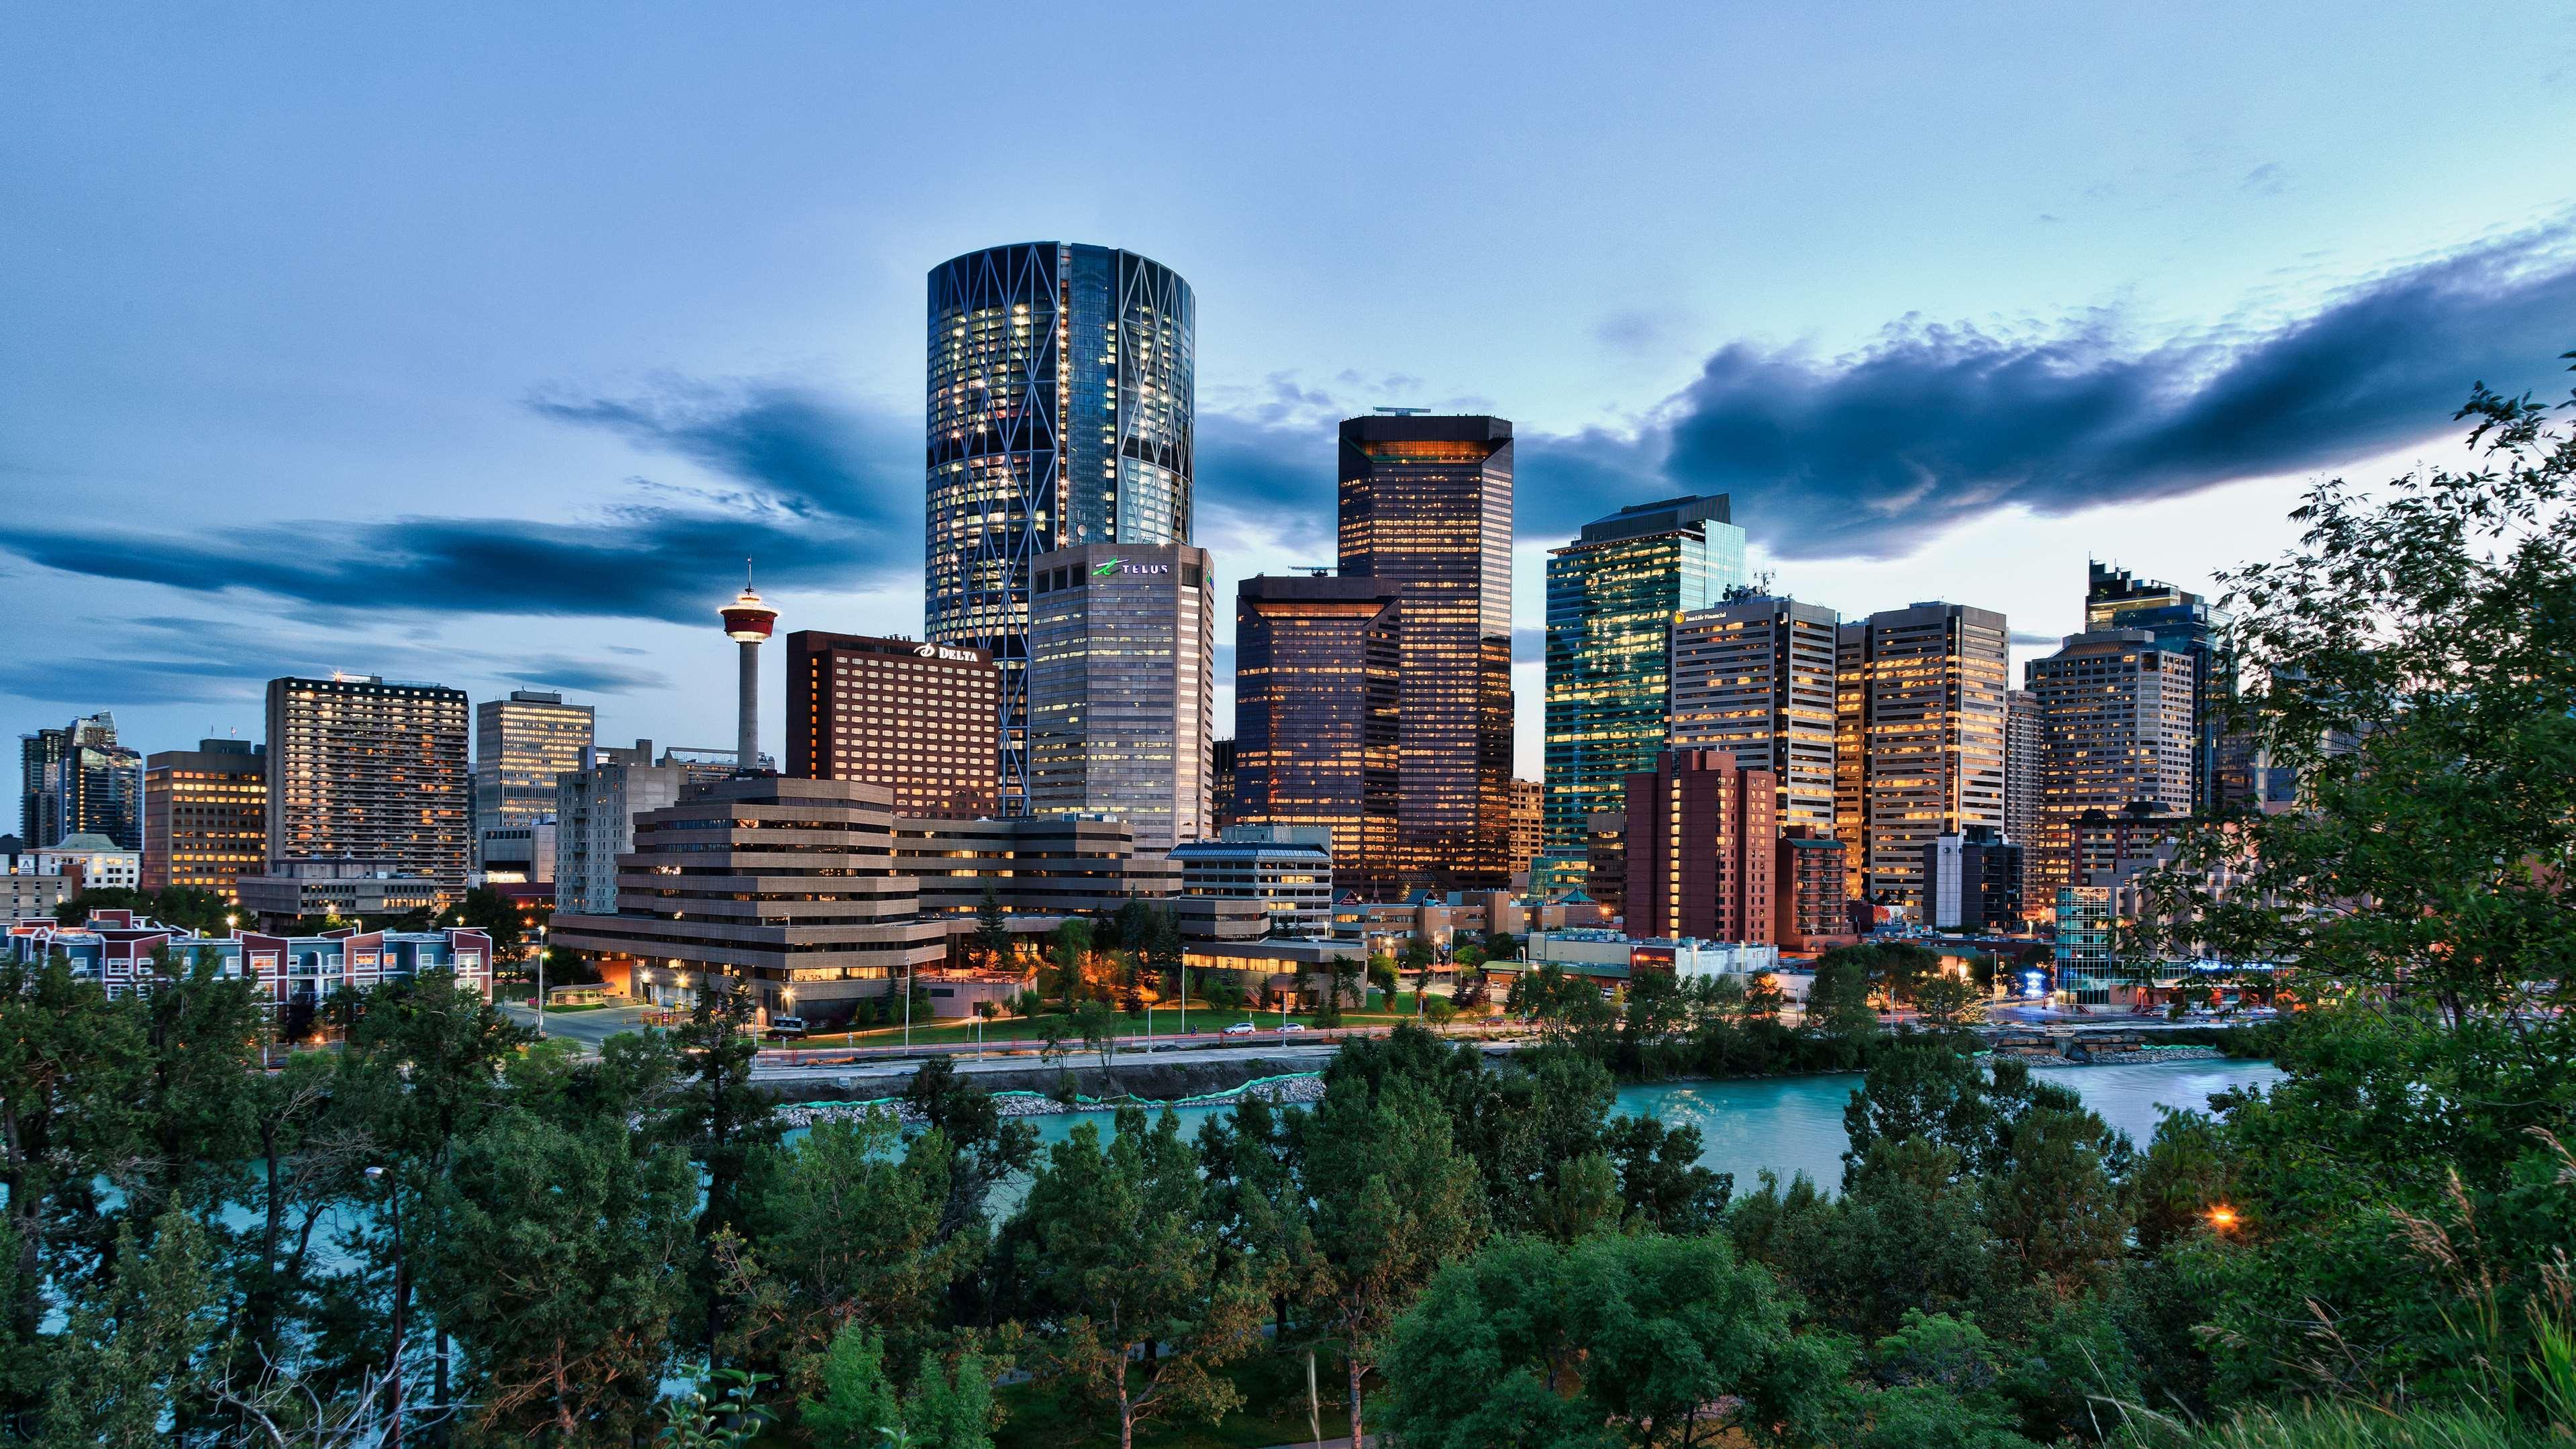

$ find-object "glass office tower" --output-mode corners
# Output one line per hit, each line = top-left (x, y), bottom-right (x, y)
(2084, 562), (2232, 814)
(1232, 574), (1402, 896)
(1338, 414), (1515, 891)
(925, 242), (1195, 811)
(1542, 495), (1743, 850)
(1025, 542), (1216, 853)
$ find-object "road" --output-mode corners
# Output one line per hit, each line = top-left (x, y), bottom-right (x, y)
(497, 1000), (662, 1053)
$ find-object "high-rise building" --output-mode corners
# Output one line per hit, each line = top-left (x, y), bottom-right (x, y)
(1230, 574), (1401, 897)
(1926, 825), (2023, 932)
(1026, 542), (1216, 853)
(787, 631), (1000, 818)
(264, 675), (472, 901)
(1584, 809), (1628, 925)
(1669, 595), (1840, 834)
(1834, 603), (2010, 913)
(1834, 623), (1868, 898)
(550, 776), (952, 1028)
(554, 740), (739, 917)
(1775, 827), (1854, 950)
(24, 714), (141, 852)
(2004, 688), (2043, 912)
(1623, 750), (1778, 944)
(142, 739), (267, 899)
(925, 243), (1195, 812)
(2024, 628), (2197, 903)
(474, 690), (593, 846)
(1338, 413), (1515, 890)
(1543, 495), (1744, 848)
(1209, 738), (1236, 831)
(2085, 562), (2232, 813)
(1507, 778), (1543, 877)
(19, 726), (67, 846)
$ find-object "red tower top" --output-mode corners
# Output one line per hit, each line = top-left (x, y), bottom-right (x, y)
(721, 584), (777, 642)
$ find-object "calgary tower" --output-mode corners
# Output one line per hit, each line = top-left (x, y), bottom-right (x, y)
(719, 565), (778, 773)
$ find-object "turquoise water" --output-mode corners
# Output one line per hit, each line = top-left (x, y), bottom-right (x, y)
(1003, 1056), (2287, 1193)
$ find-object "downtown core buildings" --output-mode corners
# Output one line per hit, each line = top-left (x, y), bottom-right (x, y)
(924, 243), (1195, 813)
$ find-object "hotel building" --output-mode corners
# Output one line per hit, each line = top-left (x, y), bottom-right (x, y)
(787, 631), (1000, 818)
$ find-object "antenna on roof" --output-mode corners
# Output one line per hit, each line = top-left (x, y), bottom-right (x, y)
(1372, 406), (1432, 415)
(1297, 564), (1334, 577)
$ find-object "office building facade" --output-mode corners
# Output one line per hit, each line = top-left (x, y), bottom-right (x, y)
(2025, 629), (2197, 903)
(141, 739), (267, 898)
(474, 690), (593, 844)
(1926, 825), (2023, 932)
(265, 675), (472, 901)
(550, 775), (952, 1028)
(1834, 603), (2010, 913)
(1026, 542), (1216, 852)
(21, 713), (141, 852)
(788, 631), (1001, 817)
(924, 242), (1195, 811)
(1775, 827), (1854, 950)
(2004, 687), (2043, 913)
(32, 834), (140, 894)
(1170, 824), (1335, 937)
(1669, 595), (1840, 833)
(2086, 562), (2231, 813)
(1229, 574), (1400, 895)
(1623, 750), (1779, 945)
(554, 740), (740, 917)
(1338, 413), (1516, 889)
(1543, 495), (1744, 848)
(1507, 777), (1542, 877)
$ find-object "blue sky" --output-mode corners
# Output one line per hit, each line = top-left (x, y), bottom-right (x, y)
(4, 1), (2572, 775)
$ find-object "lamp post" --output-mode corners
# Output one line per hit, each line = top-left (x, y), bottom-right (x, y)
(534, 949), (550, 1038)
(902, 958), (911, 1050)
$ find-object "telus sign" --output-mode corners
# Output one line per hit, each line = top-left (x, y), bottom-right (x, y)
(1091, 557), (1171, 577)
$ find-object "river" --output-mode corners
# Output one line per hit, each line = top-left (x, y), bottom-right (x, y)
(1003, 1056), (2287, 1193)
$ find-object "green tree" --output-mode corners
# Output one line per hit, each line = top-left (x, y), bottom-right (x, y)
(800, 1323), (995, 1449)
(1377, 1232), (1812, 1449)
(38, 1204), (220, 1449)
(903, 1057), (1040, 1240)
(973, 885), (1011, 973)
(2124, 364), (2576, 1413)
(667, 979), (785, 1360)
(722, 1109), (964, 1399)
(1003, 1107), (1260, 1449)
(422, 1107), (696, 1443)
(456, 885), (528, 968)
(1196, 1093), (1323, 1348)
(1298, 1074), (1489, 1444)
(1043, 919), (1093, 1003)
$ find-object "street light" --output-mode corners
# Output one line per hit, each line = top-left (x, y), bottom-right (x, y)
(534, 949), (550, 1038)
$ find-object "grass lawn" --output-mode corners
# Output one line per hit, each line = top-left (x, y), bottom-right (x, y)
(993, 1352), (1375, 1449)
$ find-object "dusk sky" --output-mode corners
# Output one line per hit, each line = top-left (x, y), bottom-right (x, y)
(5, 3), (2573, 775)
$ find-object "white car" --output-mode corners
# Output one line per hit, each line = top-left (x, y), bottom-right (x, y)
(1223, 1021), (1257, 1037)
(1279, 1022), (1308, 1034)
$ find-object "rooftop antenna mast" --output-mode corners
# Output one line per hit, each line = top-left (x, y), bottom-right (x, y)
(1373, 405), (1432, 415)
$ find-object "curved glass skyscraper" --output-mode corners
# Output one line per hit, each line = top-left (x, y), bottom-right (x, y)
(926, 242), (1195, 811)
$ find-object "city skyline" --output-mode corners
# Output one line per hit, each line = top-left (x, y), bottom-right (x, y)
(4, 6), (2575, 773)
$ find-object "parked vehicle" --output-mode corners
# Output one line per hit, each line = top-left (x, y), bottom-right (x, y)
(1279, 1022), (1308, 1034)
(767, 1015), (808, 1040)
(1223, 1021), (1257, 1037)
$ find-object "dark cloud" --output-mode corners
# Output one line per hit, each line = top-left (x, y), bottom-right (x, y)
(2010, 628), (2065, 648)
(1195, 409), (1340, 561)
(1520, 225), (2576, 560)
(0, 380), (918, 622)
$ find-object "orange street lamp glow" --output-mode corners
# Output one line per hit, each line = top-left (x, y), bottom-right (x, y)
(2208, 1204), (2240, 1231)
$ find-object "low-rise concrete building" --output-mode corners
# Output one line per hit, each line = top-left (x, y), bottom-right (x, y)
(234, 858), (444, 929)
(1170, 825), (1335, 936)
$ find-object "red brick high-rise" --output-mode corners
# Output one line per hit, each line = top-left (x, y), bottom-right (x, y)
(1623, 750), (1779, 944)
